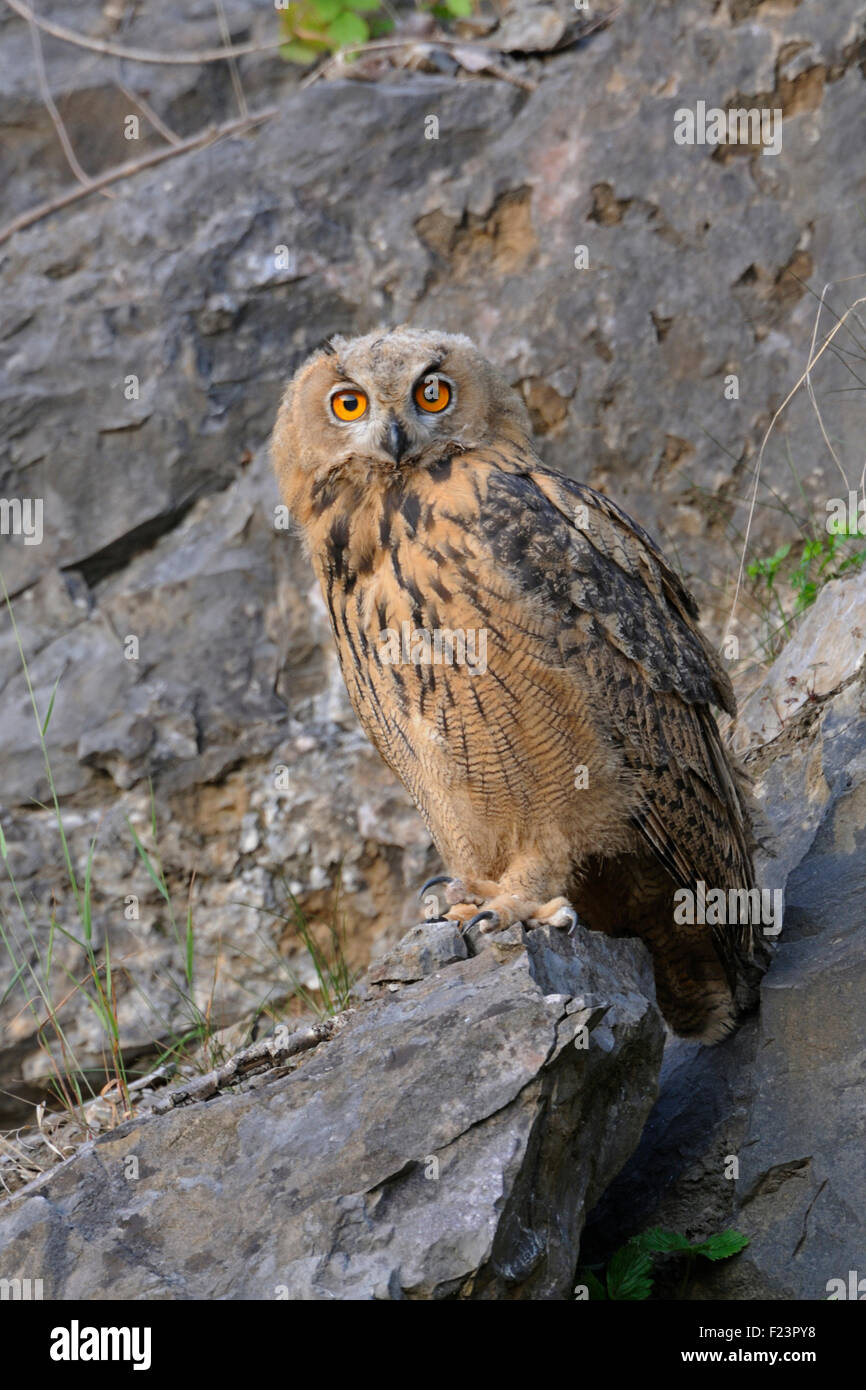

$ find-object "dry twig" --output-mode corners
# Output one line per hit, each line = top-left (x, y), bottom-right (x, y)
(727, 280), (866, 635)
(24, 6), (108, 195)
(213, 0), (248, 120)
(148, 1012), (352, 1115)
(112, 78), (183, 146)
(4, 0), (290, 65)
(0, 105), (278, 246)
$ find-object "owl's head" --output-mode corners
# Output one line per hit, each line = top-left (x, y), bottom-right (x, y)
(272, 327), (532, 518)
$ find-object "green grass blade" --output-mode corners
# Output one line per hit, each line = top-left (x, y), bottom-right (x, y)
(82, 837), (96, 945)
(125, 817), (171, 903)
(40, 675), (60, 737)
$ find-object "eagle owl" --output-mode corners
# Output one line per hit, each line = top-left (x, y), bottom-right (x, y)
(272, 328), (767, 1043)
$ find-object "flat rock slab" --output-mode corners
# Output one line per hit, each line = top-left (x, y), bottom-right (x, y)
(0, 924), (662, 1300)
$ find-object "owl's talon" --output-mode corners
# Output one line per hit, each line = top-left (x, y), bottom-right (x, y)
(419, 874), (478, 921)
(467, 910), (499, 933)
(549, 905), (579, 934)
(418, 875), (450, 900)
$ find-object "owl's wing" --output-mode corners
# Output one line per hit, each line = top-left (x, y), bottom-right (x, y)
(482, 463), (754, 908)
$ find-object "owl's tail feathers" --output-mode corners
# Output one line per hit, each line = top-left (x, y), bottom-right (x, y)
(714, 914), (774, 1021)
(713, 756), (776, 1027)
(638, 893), (773, 1045)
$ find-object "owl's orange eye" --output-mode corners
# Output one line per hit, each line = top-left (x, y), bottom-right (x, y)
(331, 389), (368, 422)
(414, 375), (452, 413)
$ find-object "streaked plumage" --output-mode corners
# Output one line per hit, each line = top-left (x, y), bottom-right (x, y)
(272, 327), (767, 1041)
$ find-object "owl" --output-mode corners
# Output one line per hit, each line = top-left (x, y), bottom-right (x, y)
(271, 327), (768, 1042)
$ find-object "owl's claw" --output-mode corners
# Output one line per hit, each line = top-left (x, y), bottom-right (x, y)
(418, 875), (461, 920)
(418, 875), (451, 919)
(417, 874), (500, 922)
(538, 904), (579, 935)
(418, 875), (451, 899)
(466, 909), (499, 934)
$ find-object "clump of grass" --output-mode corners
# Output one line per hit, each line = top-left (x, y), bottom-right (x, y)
(727, 276), (866, 663)
(0, 578), (355, 1160)
(2, 565), (224, 1118)
(0, 575), (131, 1126)
(746, 522), (866, 660)
(123, 790), (223, 1072)
(247, 870), (358, 1020)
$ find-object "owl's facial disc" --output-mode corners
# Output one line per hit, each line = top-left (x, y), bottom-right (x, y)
(323, 360), (458, 467)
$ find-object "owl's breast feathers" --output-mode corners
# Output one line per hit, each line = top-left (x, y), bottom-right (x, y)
(307, 446), (754, 913)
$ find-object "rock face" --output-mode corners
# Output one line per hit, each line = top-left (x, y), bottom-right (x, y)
(0, 923), (663, 1300)
(583, 573), (866, 1301)
(1, 0), (865, 1115)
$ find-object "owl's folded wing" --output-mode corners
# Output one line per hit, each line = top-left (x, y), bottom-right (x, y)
(483, 463), (754, 902)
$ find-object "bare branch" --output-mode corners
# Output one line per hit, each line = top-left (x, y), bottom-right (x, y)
(299, 37), (537, 92)
(727, 284), (866, 636)
(24, 9), (103, 193)
(148, 1012), (352, 1115)
(3, 0), (290, 65)
(0, 105), (278, 246)
(112, 79), (183, 146)
(213, 0), (248, 120)
(4, 0), (538, 92)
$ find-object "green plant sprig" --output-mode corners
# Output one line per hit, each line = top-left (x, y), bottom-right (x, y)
(577, 1227), (750, 1301)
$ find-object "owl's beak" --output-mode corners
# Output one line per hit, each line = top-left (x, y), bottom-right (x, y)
(384, 415), (409, 463)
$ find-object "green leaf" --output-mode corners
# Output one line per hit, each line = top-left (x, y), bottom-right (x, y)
(0, 821), (6, 861)
(279, 39), (325, 64)
(575, 1268), (608, 1300)
(693, 1229), (750, 1262)
(352, 0), (384, 9)
(310, 0), (342, 18)
(446, 0), (474, 15)
(326, 11), (369, 45)
(794, 581), (817, 612)
(838, 546), (866, 573)
(606, 1244), (654, 1300)
(631, 1227), (693, 1255)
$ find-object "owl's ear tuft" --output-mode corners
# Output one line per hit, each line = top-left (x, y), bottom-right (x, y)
(317, 337), (338, 357)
